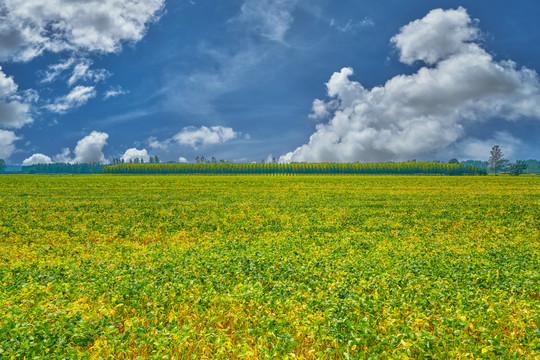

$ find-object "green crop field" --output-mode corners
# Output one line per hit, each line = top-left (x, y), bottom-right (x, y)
(0, 175), (539, 359)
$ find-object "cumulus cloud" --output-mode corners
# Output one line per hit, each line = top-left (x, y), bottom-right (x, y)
(0, 68), (17, 95)
(72, 131), (109, 164)
(22, 153), (53, 165)
(281, 8), (540, 163)
(236, 0), (299, 42)
(0, 0), (166, 62)
(0, 130), (19, 159)
(121, 148), (150, 163)
(53, 148), (71, 163)
(174, 126), (238, 148)
(45, 86), (96, 113)
(391, 7), (479, 66)
(0, 66), (33, 129)
(178, 156), (188, 163)
(309, 99), (333, 120)
(24, 132), (109, 164)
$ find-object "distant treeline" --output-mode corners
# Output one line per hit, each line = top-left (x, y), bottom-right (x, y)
(461, 159), (540, 174)
(22, 163), (105, 174)
(102, 162), (487, 175)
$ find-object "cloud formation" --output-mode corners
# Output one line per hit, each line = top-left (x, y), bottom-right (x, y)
(391, 8), (480, 66)
(236, 0), (299, 42)
(41, 58), (109, 86)
(0, 0), (166, 62)
(0, 66), (33, 129)
(68, 61), (109, 86)
(121, 148), (150, 163)
(22, 153), (53, 166)
(53, 148), (71, 163)
(174, 126), (238, 148)
(72, 131), (109, 164)
(45, 86), (96, 113)
(281, 7), (540, 163)
(21, 131), (109, 164)
(0, 130), (19, 159)
(104, 86), (128, 100)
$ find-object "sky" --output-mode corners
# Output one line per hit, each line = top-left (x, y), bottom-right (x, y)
(1, 0), (539, 165)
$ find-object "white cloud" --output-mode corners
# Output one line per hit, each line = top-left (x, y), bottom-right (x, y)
(281, 8), (540, 163)
(22, 153), (53, 165)
(19, 131), (109, 164)
(45, 86), (96, 113)
(68, 61), (109, 86)
(0, 99), (32, 129)
(178, 156), (188, 163)
(121, 148), (150, 163)
(0, 0), (166, 62)
(309, 99), (333, 120)
(173, 126), (238, 148)
(72, 131), (109, 164)
(104, 86), (128, 100)
(53, 147), (71, 163)
(0, 130), (19, 159)
(390, 7), (479, 65)
(41, 58), (109, 86)
(236, 0), (299, 42)
(0, 67), (17, 95)
(0, 66), (33, 129)
(148, 136), (168, 150)
(41, 58), (75, 83)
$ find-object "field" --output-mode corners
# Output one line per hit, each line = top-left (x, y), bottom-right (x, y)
(0, 175), (539, 359)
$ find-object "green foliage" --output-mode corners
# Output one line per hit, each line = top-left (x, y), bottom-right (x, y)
(488, 145), (509, 174)
(102, 161), (487, 175)
(522, 159), (540, 174)
(0, 159), (5, 173)
(22, 163), (104, 174)
(0, 175), (538, 358)
(448, 158), (459, 164)
(508, 161), (528, 176)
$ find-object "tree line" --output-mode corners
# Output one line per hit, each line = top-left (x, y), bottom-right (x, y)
(20, 163), (105, 174)
(102, 162), (487, 175)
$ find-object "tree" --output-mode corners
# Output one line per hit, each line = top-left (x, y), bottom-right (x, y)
(488, 145), (509, 174)
(448, 158), (459, 164)
(508, 161), (527, 176)
(0, 159), (5, 173)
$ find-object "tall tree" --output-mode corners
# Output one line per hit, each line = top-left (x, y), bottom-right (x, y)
(488, 145), (509, 175)
(0, 159), (5, 173)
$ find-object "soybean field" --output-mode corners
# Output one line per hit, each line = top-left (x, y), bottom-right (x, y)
(0, 175), (539, 359)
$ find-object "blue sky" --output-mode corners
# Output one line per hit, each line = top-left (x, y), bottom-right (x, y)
(1, 0), (539, 165)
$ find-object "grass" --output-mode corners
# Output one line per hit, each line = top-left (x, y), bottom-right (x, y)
(0, 175), (539, 359)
